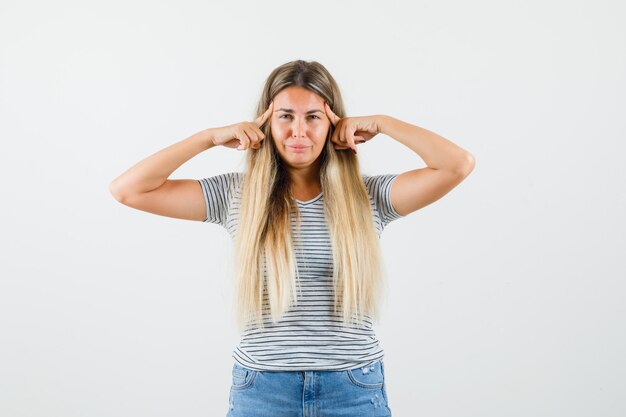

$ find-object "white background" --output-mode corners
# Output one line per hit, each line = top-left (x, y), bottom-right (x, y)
(1, 0), (624, 416)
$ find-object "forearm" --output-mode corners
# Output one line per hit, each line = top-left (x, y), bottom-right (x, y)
(376, 114), (474, 173)
(109, 128), (215, 198)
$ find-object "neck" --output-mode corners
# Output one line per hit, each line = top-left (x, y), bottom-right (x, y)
(288, 161), (322, 191)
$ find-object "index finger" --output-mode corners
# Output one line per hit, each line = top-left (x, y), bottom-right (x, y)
(324, 101), (340, 126)
(255, 100), (274, 127)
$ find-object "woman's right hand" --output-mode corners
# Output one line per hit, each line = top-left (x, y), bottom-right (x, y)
(209, 101), (274, 150)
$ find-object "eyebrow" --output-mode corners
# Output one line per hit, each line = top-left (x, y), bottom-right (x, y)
(274, 108), (323, 114)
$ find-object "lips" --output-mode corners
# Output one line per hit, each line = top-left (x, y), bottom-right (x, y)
(287, 145), (309, 154)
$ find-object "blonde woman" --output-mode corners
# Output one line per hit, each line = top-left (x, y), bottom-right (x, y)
(110, 60), (475, 417)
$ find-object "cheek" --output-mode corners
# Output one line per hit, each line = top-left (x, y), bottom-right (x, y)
(317, 120), (331, 133)
(315, 125), (330, 140)
(271, 122), (288, 138)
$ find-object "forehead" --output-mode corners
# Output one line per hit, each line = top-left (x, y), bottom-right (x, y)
(273, 86), (324, 109)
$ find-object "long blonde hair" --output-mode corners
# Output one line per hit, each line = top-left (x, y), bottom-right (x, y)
(232, 60), (389, 333)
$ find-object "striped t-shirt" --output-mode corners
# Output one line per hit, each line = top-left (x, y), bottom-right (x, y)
(197, 172), (404, 371)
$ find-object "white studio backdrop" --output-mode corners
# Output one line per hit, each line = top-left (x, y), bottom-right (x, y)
(1, 0), (624, 416)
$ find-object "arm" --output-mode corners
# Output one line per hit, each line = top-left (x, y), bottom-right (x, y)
(109, 129), (215, 198)
(375, 115), (475, 216)
(108, 129), (216, 221)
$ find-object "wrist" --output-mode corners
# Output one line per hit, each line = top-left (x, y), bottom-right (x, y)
(375, 114), (390, 135)
(196, 128), (216, 149)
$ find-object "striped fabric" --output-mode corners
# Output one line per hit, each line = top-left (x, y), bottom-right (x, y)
(197, 172), (404, 371)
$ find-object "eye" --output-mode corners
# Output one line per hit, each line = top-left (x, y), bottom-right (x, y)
(279, 114), (320, 120)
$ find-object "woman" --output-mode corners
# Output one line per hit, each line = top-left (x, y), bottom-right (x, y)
(110, 60), (475, 417)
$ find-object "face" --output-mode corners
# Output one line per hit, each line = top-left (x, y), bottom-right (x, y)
(270, 86), (331, 171)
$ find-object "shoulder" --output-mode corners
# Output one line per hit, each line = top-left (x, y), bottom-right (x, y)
(198, 171), (244, 188)
(361, 172), (404, 225)
(361, 173), (399, 193)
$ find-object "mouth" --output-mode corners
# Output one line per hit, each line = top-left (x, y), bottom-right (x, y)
(288, 145), (310, 150)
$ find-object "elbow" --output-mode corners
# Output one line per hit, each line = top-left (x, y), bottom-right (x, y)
(109, 180), (126, 203)
(465, 152), (476, 171)
(456, 153), (476, 177)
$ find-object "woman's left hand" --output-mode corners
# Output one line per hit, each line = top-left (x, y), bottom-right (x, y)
(323, 102), (381, 154)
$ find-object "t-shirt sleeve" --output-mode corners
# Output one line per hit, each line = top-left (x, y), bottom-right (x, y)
(363, 173), (405, 230)
(196, 172), (240, 227)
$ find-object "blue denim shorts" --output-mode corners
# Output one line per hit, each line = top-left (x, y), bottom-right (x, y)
(226, 358), (392, 417)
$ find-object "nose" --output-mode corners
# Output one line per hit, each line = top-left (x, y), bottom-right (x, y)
(292, 119), (305, 138)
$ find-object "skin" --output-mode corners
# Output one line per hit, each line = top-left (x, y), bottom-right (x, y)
(270, 86), (331, 195)
(243, 92), (473, 217)
(109, 76), (474, 222)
